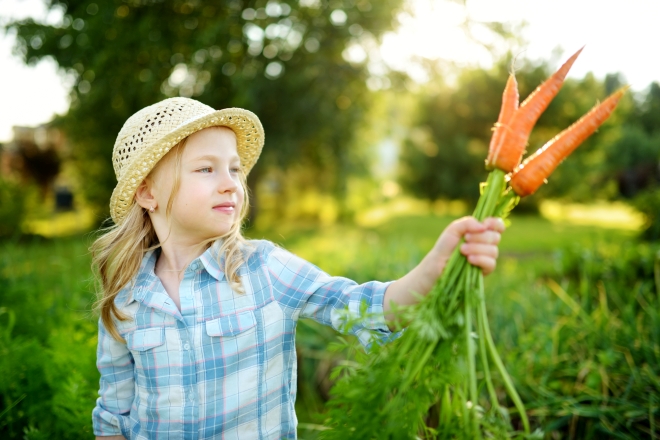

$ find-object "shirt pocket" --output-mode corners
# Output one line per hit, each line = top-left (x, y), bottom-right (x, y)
(205, 311), (260, 414)
(205, 310), (257, 337)
(125, 327), (168, 374)
(126, 327), (165, 351)
(204, 311), (259, 372)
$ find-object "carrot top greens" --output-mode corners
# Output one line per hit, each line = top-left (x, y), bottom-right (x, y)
(321, 48), (625, 439)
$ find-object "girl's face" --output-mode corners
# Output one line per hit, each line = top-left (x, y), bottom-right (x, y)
(149, 126), (245, 245)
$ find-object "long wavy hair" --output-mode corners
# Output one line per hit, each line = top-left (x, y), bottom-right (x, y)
(91, 135), (252, 342)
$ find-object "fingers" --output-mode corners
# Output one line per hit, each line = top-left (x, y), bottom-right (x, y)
(447, 216), (487, 236)
(464, 230), (501, 245)
(432, 216), (505, 277)
(458, 217), (504, 276)
(460, 242), (499, 259)
(448, 216), (505, 235)
(460, 241), (499, 274)
(483, 217), (506, 233)
(433, 216), (485, 259)
(463, 252), (497, 275)
(453, 217), (504, 244)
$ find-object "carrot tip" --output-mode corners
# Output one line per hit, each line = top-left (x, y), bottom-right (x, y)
(510, 83), (627, 197)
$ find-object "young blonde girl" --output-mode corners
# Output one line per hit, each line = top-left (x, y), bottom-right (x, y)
(92, 97), (504, 439)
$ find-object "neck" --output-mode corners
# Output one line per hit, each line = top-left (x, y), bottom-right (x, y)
(156, 239), (210, 276)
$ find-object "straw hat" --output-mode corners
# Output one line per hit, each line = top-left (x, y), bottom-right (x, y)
(109, 97), (264, 224)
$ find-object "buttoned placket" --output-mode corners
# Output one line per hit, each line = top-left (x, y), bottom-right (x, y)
(178, 259), (202, 437)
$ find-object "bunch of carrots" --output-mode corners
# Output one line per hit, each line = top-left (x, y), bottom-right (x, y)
(322, 47), (626, 439)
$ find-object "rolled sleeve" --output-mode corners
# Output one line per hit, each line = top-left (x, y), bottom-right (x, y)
(92, 319), (135, 436)
(264, 243), (395, 347)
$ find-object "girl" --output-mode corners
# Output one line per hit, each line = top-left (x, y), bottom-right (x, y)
(92, 97), (504, 439)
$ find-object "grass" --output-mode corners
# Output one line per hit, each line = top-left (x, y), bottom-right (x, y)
(250, 212), (637, 281)
(0, 235), (98, 439)
(0, 200), (654, 439)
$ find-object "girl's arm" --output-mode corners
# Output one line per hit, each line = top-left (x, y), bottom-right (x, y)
(383, 216), (504, 314)
(263, 241), (397, 347)
(93, 320), (135, 437)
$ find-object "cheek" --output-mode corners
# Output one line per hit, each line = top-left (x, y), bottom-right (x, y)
(236, 186), (246, 209)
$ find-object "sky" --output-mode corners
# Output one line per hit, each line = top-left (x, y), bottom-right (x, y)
(2, 0), (660, 143)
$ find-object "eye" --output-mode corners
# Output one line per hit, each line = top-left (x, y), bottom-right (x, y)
(197, 167), (212, 173)
(230, 166), (242, 174)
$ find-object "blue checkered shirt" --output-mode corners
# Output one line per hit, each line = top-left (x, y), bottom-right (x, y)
(92, 239), (394, 439)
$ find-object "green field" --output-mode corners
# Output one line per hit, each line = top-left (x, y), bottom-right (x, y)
(0, 212), (657, 439)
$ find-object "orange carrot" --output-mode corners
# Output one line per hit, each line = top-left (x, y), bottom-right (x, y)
(486, 73), (519, 170)
(510, 86), (628, 197)
(491, 47), (584, 172)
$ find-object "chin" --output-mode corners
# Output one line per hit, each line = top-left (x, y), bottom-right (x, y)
(212, 224), (235, 238)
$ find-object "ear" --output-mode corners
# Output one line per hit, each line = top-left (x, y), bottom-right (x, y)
(135, 179), (157, 210)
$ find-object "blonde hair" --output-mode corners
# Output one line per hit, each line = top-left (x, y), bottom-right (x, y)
(92, 135), (252, 342)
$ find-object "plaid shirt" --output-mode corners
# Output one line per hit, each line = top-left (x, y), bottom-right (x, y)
(93, 239), (393, 439)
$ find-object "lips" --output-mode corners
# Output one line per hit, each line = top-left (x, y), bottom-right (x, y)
(213, 202), (235, 214)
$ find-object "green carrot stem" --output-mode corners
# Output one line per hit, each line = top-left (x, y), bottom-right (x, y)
(440, 250), (469, 292)
(478, 275), (530, 434)
(440, 246), (465, 285)
(472, 182), (490, 219)
(440, 385), (452, 428)
(443, 270), (468, 324)
(493, 189), (520, 220)
(382, 340), (437, 416)
(476, 289), (499, 414)
(464, 277), (480, 438)
(395, 331), (417, 362)
(400, 341), (436, 392)
(469, 169), (504, 221)
(460, 382), (469, 437)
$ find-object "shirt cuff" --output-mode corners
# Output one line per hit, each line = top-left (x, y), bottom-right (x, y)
(92, 400), (126, 436)
(344, 280), (402, 348)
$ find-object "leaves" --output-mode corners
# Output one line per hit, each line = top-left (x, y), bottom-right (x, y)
(7, 0), (405, 221)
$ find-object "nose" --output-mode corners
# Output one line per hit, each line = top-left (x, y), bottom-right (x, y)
(217, 168), (238, 193)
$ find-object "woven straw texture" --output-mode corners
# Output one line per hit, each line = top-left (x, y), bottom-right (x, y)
(110, 97), (264, 224)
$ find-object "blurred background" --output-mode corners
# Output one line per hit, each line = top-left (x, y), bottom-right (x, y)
(1, 0), (658, 438)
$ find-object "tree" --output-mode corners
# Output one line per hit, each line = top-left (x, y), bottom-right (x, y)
(398, 56), (632, 206)
(601, 82), (660, 240)
(7, 0), (404, 223)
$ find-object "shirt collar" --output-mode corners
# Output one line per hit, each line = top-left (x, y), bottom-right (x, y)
(126, 241), (226, 305)
(199, 240), (226, 282)
(126, 248), (160, 305)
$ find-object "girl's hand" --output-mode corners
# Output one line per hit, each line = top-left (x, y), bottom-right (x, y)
(383, 216), (504, 315)
(431, 216), (505, 277)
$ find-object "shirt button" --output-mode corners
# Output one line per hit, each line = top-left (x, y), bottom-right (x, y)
(183, 343), (190, 350)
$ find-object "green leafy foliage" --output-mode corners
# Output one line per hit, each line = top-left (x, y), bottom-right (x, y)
(601, 84), (660, 239)
(7, 0), (404, 221)
(396, 58), (660, 234)
(319, 172), (533, 439)
(0, 216), (656, 439)
(0, 178), (28, 239)
(0, 237), (97, 438)
(502, 243), (660, 439)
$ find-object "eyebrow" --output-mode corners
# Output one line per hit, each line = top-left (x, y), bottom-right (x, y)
(191, 154), (241, 162)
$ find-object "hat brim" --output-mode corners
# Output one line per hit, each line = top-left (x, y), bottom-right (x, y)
(110, 107), (264, 224)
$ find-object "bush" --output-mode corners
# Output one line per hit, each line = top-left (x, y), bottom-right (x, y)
(506, 243), (660, 439)
(632, 188), (660, 241)
(0, 237), (97, 438)
(0, 178), (27, 239)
